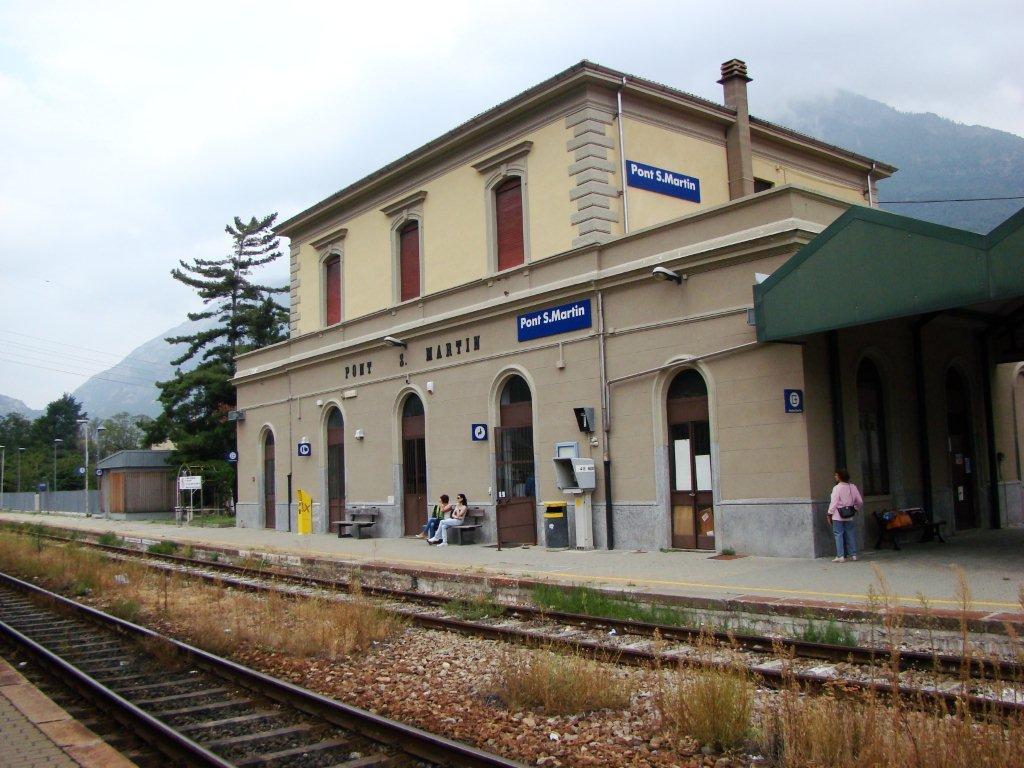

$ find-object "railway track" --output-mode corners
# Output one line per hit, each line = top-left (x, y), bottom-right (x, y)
(0, 569), (526, 768)
(9, 527), (1024, 719)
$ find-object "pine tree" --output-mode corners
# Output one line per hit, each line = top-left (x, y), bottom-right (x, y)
(147, 214), (288, 496)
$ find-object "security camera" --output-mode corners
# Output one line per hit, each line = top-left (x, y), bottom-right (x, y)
(651, 266), (685, 285)
(383, 336), (407, 348)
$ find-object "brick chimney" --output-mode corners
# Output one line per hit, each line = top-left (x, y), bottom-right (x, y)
(718, 59), (755, 199)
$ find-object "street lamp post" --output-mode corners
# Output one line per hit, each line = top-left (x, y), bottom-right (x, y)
(53, 438), (63, 493)
(17, 447), (24, 494)
(77, 419), (89, 515)
(1, 445), (6, 510)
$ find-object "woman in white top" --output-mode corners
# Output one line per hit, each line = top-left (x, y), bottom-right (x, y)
(429, 492), (468, 547)
(827, 468), (863, 562)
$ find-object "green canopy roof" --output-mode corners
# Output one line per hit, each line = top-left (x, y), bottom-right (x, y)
(754, 205), (1024, 341)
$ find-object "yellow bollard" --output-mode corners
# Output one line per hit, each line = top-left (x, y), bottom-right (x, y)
(297, 489), (313, 535)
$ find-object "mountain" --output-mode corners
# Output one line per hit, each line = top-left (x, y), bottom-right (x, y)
(0, 394), (41, 419)
(767, 91), (1024, 233)
(71, 318), (210, 419)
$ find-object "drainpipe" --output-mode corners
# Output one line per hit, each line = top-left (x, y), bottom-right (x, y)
(979, 331), (1002, 529)
(597, 290), (614, 549)
(616, 77), (630, 235)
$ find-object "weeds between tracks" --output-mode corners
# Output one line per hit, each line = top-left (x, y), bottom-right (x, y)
(3, 528), (1024, 767)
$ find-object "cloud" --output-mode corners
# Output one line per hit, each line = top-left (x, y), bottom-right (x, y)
(0, 0), (1021, 408)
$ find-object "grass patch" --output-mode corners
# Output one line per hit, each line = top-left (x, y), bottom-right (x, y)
(797, 618), (857, 646)
(496, 647), (633, 714)
(658, 664), (753, 752)
(188, 514), (236, 528)
(444, 594), (503, 620)
(531, 583), (691, 627)
(147, 540), (178, 556)
(97, 532), (124, 547)
(107, 598), (142, 623)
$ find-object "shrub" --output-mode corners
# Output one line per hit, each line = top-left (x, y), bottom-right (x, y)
(107, 598), (142, 623)
(658, 665), (753, 751)
(798, 618), (857, 646)
(97, 532), (123, 547)
(496, 647), (632, 714)
(147, 540), (178, 555)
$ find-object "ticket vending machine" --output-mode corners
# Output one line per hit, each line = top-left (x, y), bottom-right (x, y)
(553, 453), (597, 549)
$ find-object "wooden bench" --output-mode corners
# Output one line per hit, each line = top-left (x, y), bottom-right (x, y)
(447, 508), (485, 545)
(873, 507), (946, 550)
(331, 506), (379, 539)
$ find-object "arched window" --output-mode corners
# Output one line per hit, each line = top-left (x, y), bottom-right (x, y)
(398, 221), (420, 302)
(324, 254), (341, 325)
(856, 359), (890, 495)
(494, 176), (524, 271)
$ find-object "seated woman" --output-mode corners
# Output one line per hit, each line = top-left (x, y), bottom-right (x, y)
(418, 494), (451, 540)
(429, 492), (468, 546)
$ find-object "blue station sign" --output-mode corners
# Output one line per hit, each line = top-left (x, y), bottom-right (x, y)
(626, 160), (701, 203)
(517, 299), (592, 342)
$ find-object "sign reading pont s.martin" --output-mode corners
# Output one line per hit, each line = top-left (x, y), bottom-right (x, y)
(626, 160), (701, 203)
(517, 299), (592, 342)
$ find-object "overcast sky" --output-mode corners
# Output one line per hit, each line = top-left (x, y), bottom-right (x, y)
(1, 0), (1022, 411)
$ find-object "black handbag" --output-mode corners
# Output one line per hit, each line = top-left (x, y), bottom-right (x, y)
(838, 505), (857, 519)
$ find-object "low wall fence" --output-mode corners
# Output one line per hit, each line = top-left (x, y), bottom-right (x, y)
(1, 490), (100, 515)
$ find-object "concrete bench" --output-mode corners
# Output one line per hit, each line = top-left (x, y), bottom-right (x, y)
(331, 506), (379, 539)
(448, 508), (485, 545)
(873, 507), (946, 550)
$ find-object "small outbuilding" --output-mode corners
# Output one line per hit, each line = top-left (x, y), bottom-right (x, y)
(97, 450), (176, 519)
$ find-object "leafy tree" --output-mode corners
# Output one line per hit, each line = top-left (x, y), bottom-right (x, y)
(96, 412), (151, 457)
(30, 393), (86, 448)
(147, 214), (288, 498)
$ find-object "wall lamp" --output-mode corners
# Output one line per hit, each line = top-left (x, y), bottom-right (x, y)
(651, 266), (686, 285)
(383, 335), (407, 348)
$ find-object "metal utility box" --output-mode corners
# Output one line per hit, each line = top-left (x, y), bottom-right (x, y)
(543, 501), (569, 548)
(553, 457), (597, 491)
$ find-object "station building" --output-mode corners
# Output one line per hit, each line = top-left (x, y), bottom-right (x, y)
(232, 60), (1024, 557)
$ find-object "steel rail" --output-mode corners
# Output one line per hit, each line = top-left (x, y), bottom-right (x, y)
(0, 615), (233, 767)
(27, 536), (1022, 720)
(0, 569), (527, 768)
(44, 528), (1021, 681)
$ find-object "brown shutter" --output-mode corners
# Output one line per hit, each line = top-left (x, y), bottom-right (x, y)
(325, 255), (341, 325)
(495, 176), (524, 271)
(399, 222), (420, 302)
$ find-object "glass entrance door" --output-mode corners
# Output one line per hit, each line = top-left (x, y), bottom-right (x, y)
(667, 370), (714, 550)
(401, 395), (427, 536)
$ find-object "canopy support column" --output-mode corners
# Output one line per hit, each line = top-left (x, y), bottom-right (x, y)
(827, 330), (846, 470)
(913, 315), (936, 521)
(979, 331), (1002, 529)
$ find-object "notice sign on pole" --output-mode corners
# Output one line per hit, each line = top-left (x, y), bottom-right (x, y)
(517, 299), (592, 342)
(178, 476), (202, 491)
(626, 159), (701, 203)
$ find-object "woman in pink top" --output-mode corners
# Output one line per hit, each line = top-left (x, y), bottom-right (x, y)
(827, 468), (863, 562)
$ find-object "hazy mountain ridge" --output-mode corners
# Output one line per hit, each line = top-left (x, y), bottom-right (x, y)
(768, 91), (1024, 232)
(0, 394), (42, 419)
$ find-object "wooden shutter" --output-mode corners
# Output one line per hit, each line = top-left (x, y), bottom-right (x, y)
(495, 177), (524, 271)
(325, 255), (341, 325)
(399, 222), (420, 302)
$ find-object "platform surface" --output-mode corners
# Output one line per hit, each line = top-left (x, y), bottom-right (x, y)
(2, 510), (1023, 617)
(0, 657), (135, 768)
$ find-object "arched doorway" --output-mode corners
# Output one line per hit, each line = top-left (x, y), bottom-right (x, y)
(401, 394), (427, 536)
(946, 368), (978, 530)
(667, 369), (714, 549)
(326, 407), (345, 530)
(263, 431), (276, 529)
(495, 375), (537, 544)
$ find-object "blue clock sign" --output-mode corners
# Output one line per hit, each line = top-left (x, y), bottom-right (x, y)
(784, 389), (804, 413)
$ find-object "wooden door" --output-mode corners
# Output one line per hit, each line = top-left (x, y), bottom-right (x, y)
(327, 408), (345, 529)
(946, 369), (978, 530)
(495, 376), (537, 544)
(667, 371), (714, 550)
(263, 432), (276, 529)
(402, 395), (427, 535)
(110, 473), (125, 514)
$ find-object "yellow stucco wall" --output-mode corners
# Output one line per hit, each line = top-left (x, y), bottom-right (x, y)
(622, 118), (731, 230)
(522, 120), (576, 263)
(752, 156), (865, 205)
